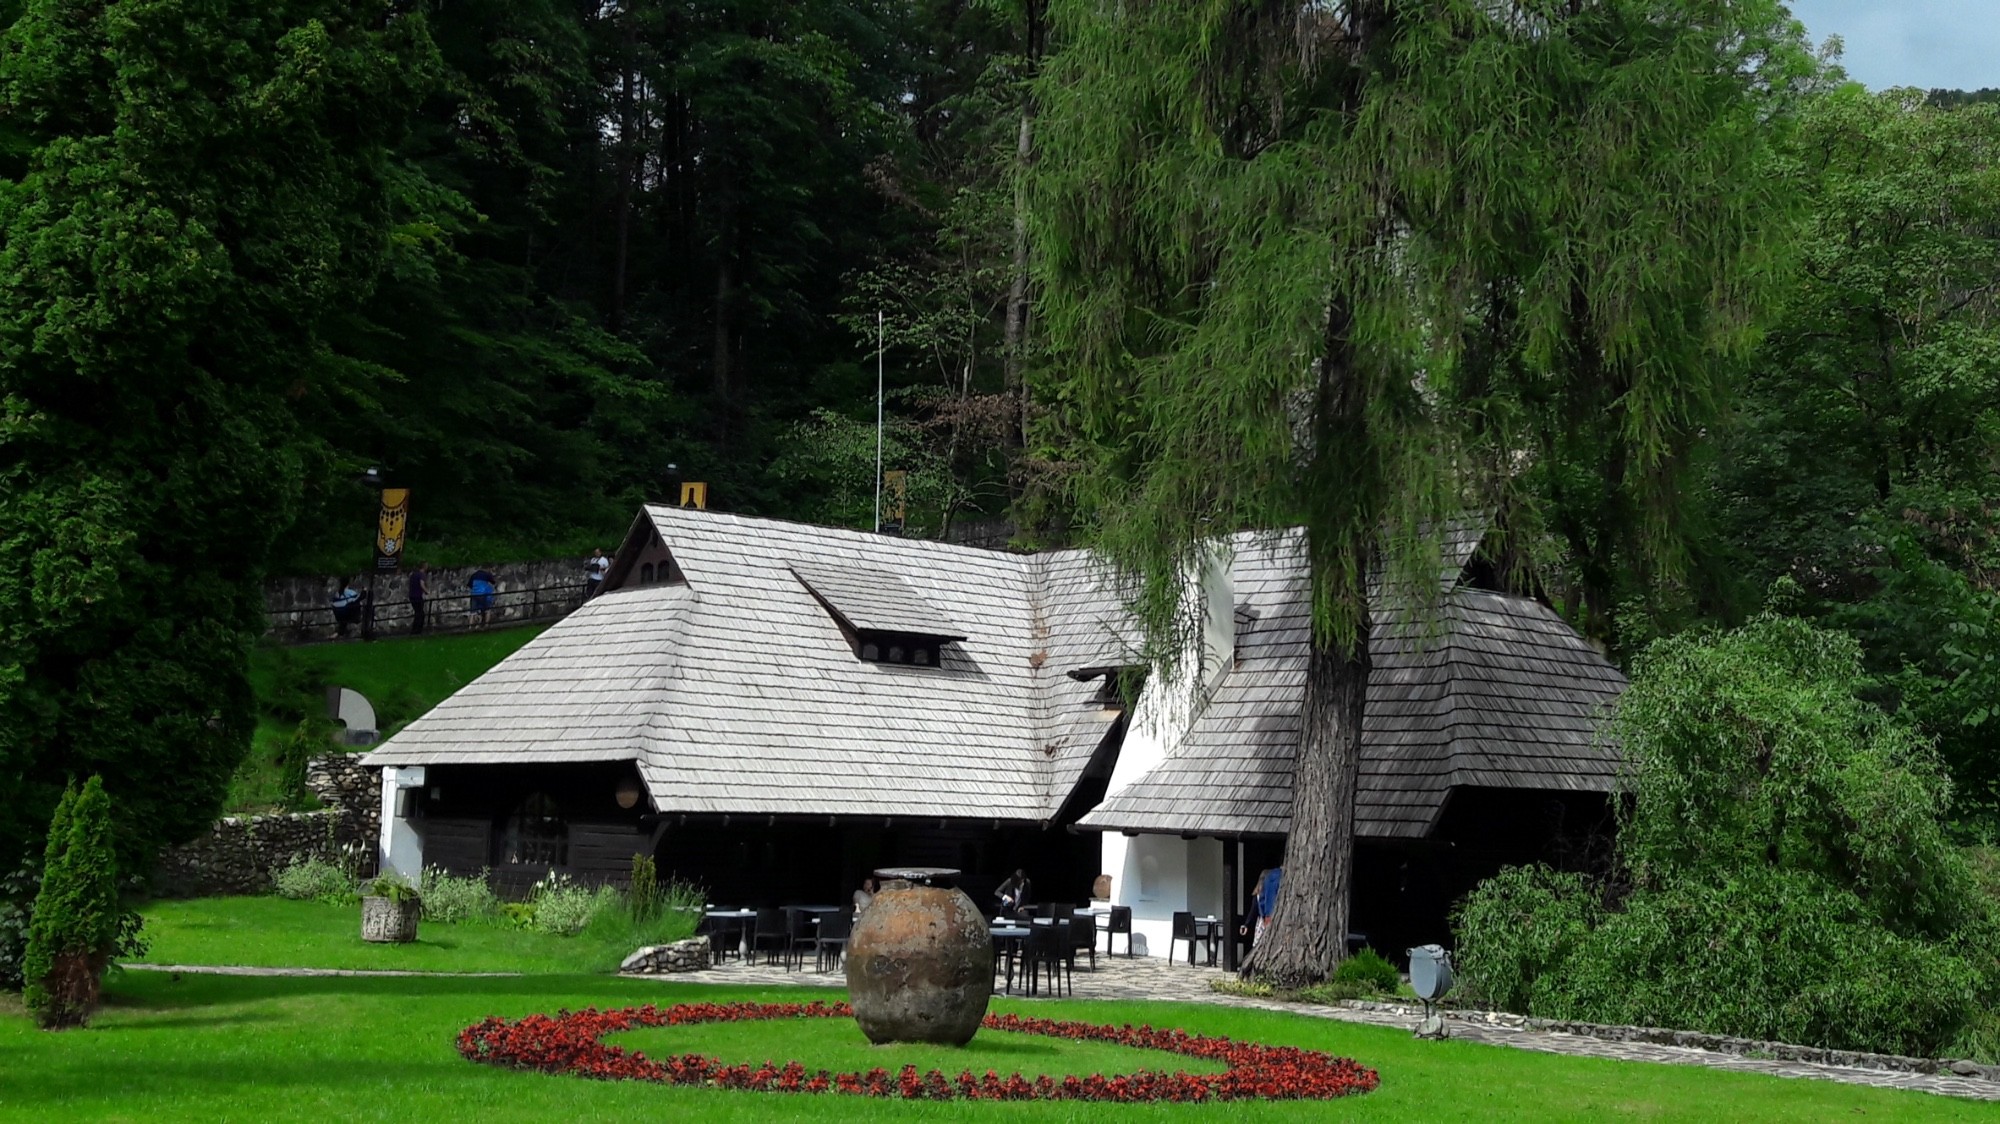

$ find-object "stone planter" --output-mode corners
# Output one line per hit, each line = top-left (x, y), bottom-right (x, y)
(361, 895), (420, 943)
(845, 874), (992, 1046)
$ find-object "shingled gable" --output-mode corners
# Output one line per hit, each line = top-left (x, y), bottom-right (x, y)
(1077, 530), (1627, 839)
(365, 504), (1136, 823)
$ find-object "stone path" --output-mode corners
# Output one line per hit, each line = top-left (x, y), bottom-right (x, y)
(129, 963), (520, 978)
(658, 953), (2000, 1102)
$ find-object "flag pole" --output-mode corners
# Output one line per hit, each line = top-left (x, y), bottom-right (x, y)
(874, 310), (885, 533)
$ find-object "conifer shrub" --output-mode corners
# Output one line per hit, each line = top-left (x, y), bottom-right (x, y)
(22, 778), (121, 1029)
(1331, 947), (1402, 995)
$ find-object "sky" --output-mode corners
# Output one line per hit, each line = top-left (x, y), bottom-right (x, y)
(1787, 0), (2000, 91)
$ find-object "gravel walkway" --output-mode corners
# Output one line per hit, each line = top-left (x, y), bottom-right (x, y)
(661, 953), (2000, 1102)
(129, 963), (520, 978)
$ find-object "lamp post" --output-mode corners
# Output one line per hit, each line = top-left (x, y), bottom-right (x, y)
(359, 466), (388, 641)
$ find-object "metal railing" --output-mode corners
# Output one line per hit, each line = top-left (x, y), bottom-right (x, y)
(267, 579), (595, 644)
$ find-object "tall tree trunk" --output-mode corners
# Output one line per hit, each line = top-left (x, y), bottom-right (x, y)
(712, 242), (734, 401)
(1002, 0), (1045, 463)
(1003, 109), (1032, 443)
(610, 21), (638, 329)
(1251, 603), (1369, 987)
(1246, 291), (1372, 987)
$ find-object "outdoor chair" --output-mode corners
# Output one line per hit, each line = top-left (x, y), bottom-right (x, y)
(1068, 911), (1097, 971)
(1026, 923), (1071, 997)
(1038, 901), (1076, 921)
(695, 911), (733, 963)
(750, 908), (794, 969)
(784, 907), (818, 968)
(1104, 905), (1134, 958)
(1170, 911), (1214, 967)
(810, 911), (852, 973)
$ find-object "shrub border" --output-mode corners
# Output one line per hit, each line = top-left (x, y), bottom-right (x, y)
(456, 1000), (1381, 1101)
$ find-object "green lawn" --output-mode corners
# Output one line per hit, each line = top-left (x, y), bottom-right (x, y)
(137, 897), (663, 976)
(249, 624), (547, 725)
(2, 972), (1987, 1122)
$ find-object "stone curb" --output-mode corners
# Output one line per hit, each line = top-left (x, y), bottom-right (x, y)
(1328, 998), (1998, 1083)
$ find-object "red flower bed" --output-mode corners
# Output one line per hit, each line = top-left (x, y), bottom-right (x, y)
(456, 1000), (1379, 1102)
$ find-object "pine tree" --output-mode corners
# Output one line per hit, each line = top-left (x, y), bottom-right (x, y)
(22, 777), (119, 1029)
(1029, 0), (1809, 984)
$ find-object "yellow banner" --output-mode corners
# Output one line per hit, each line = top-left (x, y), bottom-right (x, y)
(374, 488), (410, 571)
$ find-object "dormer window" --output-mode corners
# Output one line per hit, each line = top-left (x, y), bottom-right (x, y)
(790, 562), (966, 669)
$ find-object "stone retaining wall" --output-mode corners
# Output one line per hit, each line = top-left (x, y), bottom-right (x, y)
(307, 752), (381, 855)
(152, 753), (383, 897)
(152, 810), (360, 897)
(263, 557), (590, 643)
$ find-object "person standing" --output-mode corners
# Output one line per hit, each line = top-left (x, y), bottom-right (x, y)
(468, 565), (496, 628)
(330, 577), (362, 639)
(1252, 867), (1282, 947)
(407, 562), (430, 634)
(585, 547), (610, 598)
(852, 877), (878, 916)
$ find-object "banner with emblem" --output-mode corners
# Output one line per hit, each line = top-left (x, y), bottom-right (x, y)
(374, 488), (410, 572)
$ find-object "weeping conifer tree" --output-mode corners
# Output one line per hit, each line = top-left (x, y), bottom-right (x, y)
(1029, 0), (1809, 984)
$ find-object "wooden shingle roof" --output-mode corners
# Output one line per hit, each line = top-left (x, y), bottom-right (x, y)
(367, 509), (1623, 836)
(367, 507), (1135, 822)
(1077, 533), (1626, 838)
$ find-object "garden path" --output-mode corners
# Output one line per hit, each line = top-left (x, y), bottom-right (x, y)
(680, 954), (2000, 1102)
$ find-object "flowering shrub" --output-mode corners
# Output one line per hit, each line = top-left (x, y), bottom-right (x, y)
(420, 868), (498, 924)
(457, 1000), (1380, 1102)
(273, 853), (358, 905)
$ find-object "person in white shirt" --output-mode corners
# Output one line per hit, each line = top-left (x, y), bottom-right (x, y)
(585, 548), (610, 597)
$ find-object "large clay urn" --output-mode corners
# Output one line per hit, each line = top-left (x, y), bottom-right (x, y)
(845, 868), (993, 1046)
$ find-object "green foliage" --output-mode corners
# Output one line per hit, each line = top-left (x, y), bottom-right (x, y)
(627, 854), (661, 924)
(525, 873), (608, 937)
(1294, 979), (1381, 1005)
(1540, 868), (1978, 1059)
(1451, 866), (1600, 1014)
(273, 854), (360, 906)
(1709, 86), (2000, 832)
(22, 778), (121, 1028)
(1455, 617), (2000, 1058)
(417, 868), (498, 925)
(1330, 948), (1400, 996)
(361, 873), (420, 906)
(0, 858), (37, 991)
(0, 0), (440, 878)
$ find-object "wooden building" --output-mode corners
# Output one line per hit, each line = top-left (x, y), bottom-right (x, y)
(363, 506), (1624, 955)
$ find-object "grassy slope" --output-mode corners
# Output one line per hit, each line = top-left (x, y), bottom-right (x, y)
(229, 626), (545, 812)
(2, 975), (1987, 1123)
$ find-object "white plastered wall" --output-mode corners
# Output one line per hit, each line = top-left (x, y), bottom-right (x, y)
(1098, 546), (1234, 957)
(378, 766), (425, 881)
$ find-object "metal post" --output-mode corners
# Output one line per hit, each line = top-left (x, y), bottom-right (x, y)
(873, 309), (884, 534)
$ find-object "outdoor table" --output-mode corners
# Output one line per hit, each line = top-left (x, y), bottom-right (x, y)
(704, 908), (757, 960)
(990, 925), (1031, 995)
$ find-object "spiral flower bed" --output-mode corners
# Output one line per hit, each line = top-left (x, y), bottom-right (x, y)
(457, 1000), (1380, 1102)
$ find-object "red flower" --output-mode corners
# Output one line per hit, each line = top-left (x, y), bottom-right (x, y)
(455, 1000), (1379, 1102)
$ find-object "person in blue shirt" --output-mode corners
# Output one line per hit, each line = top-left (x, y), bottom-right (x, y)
(467, 566), (497, 628)
(1252, 867), (1282, 947)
